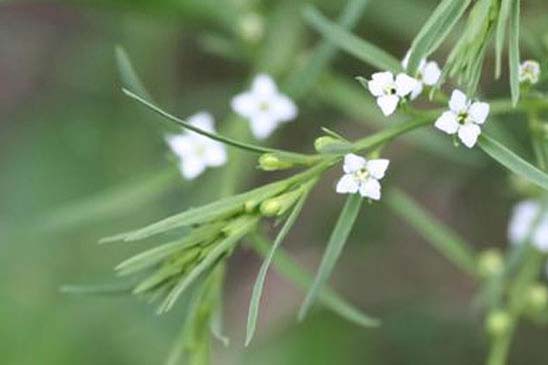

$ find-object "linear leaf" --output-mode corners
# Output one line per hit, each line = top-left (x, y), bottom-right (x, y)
(508, 0), (521, 106)
(303, 5), (402, 72)
(115, 46), (152, 100)
(385, 188), (477, 275)
(495, 0), (512, 78)
(251, 233), (379, 327)
(158, 216), (259, 313)
(479, 134), (548, 191)
(102, 163), (327, 243)
(60, 283), (133, 296)
(299, 193), (363, 320)
(406, 0), (471, 75)
(246, 188), (310, 346)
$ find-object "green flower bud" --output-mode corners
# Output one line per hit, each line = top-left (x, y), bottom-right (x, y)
(314, 136), (339, 152)
(485, 310), (511, 337)
(239, 12), (264, 43)
(260, 189), (302, 217)
(258, 153), (293, 171)
(244, 199), (258, 213)
(477, 249), (504, 278)
(526, 283), (548, 312)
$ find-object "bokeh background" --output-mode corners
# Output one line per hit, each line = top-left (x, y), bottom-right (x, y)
(2, 0), (548, 364)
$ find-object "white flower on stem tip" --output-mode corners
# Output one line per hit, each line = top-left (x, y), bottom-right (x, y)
(508, 200), (548, 252)
(434, 89), (489, 148)
(519, 60), (541, 85)
(231, 74), (297, 140)
(367, 71), (419, 116)
(165, 112), (227, 180)
(402, 52), (442, 99)
(336, 153), (390, 200)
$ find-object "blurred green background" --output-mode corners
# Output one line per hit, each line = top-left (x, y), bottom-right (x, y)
(2, 0), (548, 364)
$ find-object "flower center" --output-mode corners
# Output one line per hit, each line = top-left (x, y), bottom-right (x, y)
(354, 168), (369, 181)
(259, 101), (271, 111)
(384, 84), (397, 96)
(457, 112), (469, 125)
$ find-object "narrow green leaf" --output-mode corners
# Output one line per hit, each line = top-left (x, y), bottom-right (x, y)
(479, 134), (548, 191)
(60, 283), (133, 296)
(246, 188), (310, 346)
(299, 193), (363, 320)
(508, 0), (521, 106)
(495, 0), (512, 78)
(303, 5), (402, 73)
(158, 216), (259, 313)
(385, 188), (477, 275)
(123, 89), (274, 154)
(251, 232), (379, 327)
(115, 46), (152, 100)
(102, 162), (329, 243)
(406, 0), (471, 75)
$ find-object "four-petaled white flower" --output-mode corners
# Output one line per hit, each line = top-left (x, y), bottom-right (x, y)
(231, 74), (297, 140)
(165, 112), (227, 180)
(336, 153), (390, 200)
(508, 200), (548, 252)
(519, 60), (541, 85)
(367, 71), (419, 116)
(401, 52), (442, 99)
(434, 89), (489, 148)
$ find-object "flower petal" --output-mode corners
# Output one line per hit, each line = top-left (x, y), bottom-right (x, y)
(377, 95), (400, 116)
(359, 178), (381, 200)
(180, 158), (206, 180)
(421, 61), (441, 86)
(252, 74), (277, 96)
(272, 94), (298, 122)
(395, 73), (418, 97)
(434, 111), (459, 134)
(231, 92), (258, 118)
(343, 153), (366, 174)
(367, 79), (385, 97)
(166, 134), (194, 157)
(508, 200), (541, 245)
(409, 82), (424, 100)
(204, 142), (228, 167)
(188, 112), (215, 132)
(532, 218), (548, 252)
(449, 89), (468, 113)
(469, 102), (490, 124)
(336, 174), (360, 194)
(248, 114), (279, 140)
(371, 71), (394, 85)
(367, 159), (390, 180)
(457, 123), (481, 148)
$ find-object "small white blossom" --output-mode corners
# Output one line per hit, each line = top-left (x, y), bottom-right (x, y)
(231, 74), (297, 140)
(336, 153), (389, 200)
(367, 71), (419, 116)
(165, 112), (227, 180)
(434, 89), (489, 148)
(402, 52), (442, 99)
(519, 60), (541, 85)
(508, 200), (548, 252)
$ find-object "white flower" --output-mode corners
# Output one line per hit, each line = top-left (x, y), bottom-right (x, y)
(508, 200), (548, 252)
(402, 52), (442, 99)
(519, 60), (541, 85)
(367, 71), (419, 116)
(231, 74), (297, 140)
(165, 112), (227, 180)
(336, 153), (390, 200)
(434, 89), (489, 148)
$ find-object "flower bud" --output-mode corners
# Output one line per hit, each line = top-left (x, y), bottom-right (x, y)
(477, 249), (504, 278)
(485, 310), (511, 337)
(260, 189), (302, 217)
(526, 283), (548, 312)
(258, 153), (293, 171)
(244, 199), (258, 213)
(313, 136), (352, 154)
